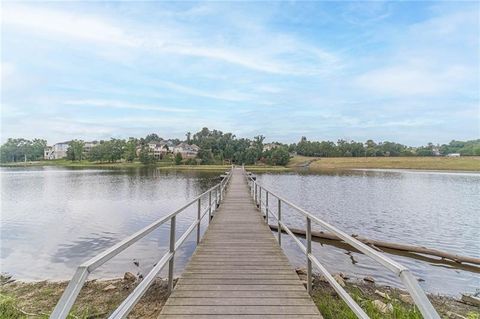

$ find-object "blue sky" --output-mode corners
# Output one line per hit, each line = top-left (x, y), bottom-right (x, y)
(1, 1), (479, 145)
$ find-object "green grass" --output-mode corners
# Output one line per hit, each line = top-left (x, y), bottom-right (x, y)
(0, 160), (292, 172)
(312, 287), (422, 319)
(0, 294), (25, 319)
(293, 156), (480, 171)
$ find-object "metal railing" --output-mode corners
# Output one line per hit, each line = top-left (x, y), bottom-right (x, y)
(51, 168), (233, 319)
(245, 170), (440, 319)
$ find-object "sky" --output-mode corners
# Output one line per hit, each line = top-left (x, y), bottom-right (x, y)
(1, 1), (479, 146)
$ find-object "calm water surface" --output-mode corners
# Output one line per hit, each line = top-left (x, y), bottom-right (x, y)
(256, 169), (480, 296)
(1, 167), (479, 297)
(1, 167), (220, 281)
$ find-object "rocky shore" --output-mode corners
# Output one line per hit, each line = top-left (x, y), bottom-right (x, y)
(1, 272), (478, 318)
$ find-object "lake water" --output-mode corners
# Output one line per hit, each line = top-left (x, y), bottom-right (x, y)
(255, 169), (480, 297)
(0, 166), (478, 297)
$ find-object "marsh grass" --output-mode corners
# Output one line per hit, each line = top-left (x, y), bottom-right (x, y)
(305, 156), (480, 171)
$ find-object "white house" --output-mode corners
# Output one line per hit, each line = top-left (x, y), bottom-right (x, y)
(83, 141), (99, 155)
(263, 143), (279, 152)
(44, 141), (70, 159)
(147, 141), (169, 159)
(173, 143), (200, 159)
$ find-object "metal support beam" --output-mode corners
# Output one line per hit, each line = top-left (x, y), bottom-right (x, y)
(168, 216), (176, 294)
(277, 198), (282, 246)
(306, 217), (312, 295)
(197, 198), (201, 244)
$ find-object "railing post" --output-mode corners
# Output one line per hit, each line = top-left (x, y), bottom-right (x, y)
(265, 191), (269, 225)
(215, 186), (219, 208)
(197, 198), (201, 244)
(278, 198), (282, 246)
(219, 184), (223, 203)
(259, 186), (262, 210)
(209, 190), (212, 221)
(306, 216), (312, 295)
(168, 215), (176, 294)
(254, 183), (257, 204)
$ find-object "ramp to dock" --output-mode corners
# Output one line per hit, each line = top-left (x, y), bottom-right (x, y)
(159, 168), (322, 318)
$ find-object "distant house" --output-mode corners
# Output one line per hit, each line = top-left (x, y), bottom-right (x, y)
(446, 153), (461, 157)
(432, 147), (441, 156)
(44, 141), (70, 159)
(173, 143), (200, 159)
(263, 143), (279, 152)
(84, 141), (99, 152)
(147, 141), (169, 159)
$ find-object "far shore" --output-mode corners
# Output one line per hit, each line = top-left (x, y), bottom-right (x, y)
(288, 155), (480, 172)
(1, 156), (479, 172)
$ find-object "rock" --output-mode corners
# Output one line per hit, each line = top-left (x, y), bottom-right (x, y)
(318, 275), (328, 283)
(461, 294), (480, 307)
(103, 284), (116, 291)
(124, 272), (136, 282)
(333, 274), (346, 288)
(295, 268), (307, 276)
(375, 290), (391, 300)
(399, 294), (414, 305)
(386, 303), (393, 313)
(338, 272), (349, 280)
(372, 300), (393, 314)
(364, 276), (375, 283)
(446, 311), (467, 319)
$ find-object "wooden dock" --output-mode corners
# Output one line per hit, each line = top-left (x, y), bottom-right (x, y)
(158, 168), (322, 318)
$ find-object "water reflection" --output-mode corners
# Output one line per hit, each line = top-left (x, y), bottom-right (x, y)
(1, 167), (478, 297)
(256, 169), (480, 297)
(0, 167), (221, 281)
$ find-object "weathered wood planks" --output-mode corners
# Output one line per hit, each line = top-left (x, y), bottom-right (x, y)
(158, 168), (322, 318)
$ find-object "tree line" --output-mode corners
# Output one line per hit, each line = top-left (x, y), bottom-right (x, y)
(291, 137), (480, 157)
(1, 129), (479, 164)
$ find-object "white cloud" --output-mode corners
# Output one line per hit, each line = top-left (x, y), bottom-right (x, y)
(1, 3), (341, 76)
(157, 81), (254, 102)
(2, 5), (135, 47)
(64, 99), (194, 113)
(353, 6), (478, 97)
(354, 63), (472, 96)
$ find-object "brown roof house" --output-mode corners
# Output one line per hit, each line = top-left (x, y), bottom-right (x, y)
(173, 143), (200, 159)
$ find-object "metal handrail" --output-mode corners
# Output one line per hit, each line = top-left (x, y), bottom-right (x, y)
(245, 170), (440, 319)
(51, 168), (233, 319)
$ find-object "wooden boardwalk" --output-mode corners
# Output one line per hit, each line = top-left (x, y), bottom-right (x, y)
(159, 168), (322, 318)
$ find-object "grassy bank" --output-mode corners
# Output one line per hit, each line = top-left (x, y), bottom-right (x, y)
(0, 276), (168, 319)
(309, 277), (479, 319)
(2, 156), (479, 172)
(0, 160), (289, 172)
(289, 155), (480, 171)
(1, 274), (478, 318)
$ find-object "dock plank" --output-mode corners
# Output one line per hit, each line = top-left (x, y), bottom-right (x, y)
(158, 168), (322, 318)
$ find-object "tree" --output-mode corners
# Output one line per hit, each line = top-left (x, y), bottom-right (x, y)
(268, 147), (290, 165)
(0, 138), (47, 162)
(67, 140), (85, 161)
(139, 146), (155, 164)
(174, 152), (183, 165)
(124, 138), (137, 162)
(145, 133), (160, 143)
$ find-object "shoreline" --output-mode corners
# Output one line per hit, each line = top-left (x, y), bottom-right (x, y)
(1, 156), (479, 172)
(1, 273), (478, 318)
